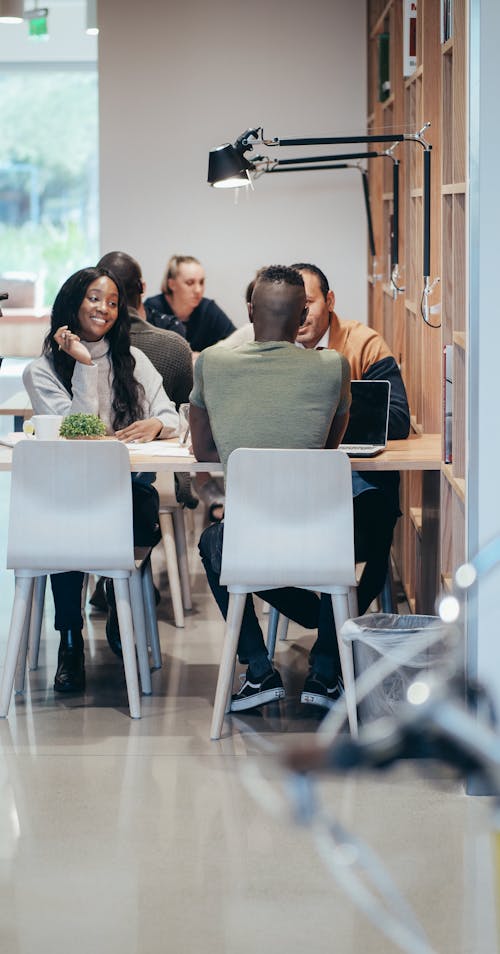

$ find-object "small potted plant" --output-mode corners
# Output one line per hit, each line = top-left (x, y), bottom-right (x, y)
(59, 413), (107, 440)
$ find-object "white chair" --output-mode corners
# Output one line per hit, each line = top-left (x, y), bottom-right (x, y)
(210, 448), (359, 740)
(0, 440), (156, 719)
(154, 470), (192, 628)
(266, 560), (396, 657)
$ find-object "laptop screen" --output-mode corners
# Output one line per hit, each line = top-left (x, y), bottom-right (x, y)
(341, 380), (391, 446)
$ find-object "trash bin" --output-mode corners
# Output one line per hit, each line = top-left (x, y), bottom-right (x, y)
(340, 613), (449, 723)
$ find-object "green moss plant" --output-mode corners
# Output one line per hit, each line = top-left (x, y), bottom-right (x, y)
(59, 413), (107, 439)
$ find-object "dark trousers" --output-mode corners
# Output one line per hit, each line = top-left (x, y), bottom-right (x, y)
(198, 488), (398, 677)
(198, 522), (332, 672)
(50, 477), (160, 632)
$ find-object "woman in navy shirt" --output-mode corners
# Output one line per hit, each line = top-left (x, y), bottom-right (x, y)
(144, 254), (235, 355)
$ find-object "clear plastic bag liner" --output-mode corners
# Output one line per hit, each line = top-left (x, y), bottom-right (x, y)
(341, 613), (448, 721)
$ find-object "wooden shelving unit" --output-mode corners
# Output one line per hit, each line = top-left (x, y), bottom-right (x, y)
(440, 0), (468, 582)
(367, 0), (467, 611)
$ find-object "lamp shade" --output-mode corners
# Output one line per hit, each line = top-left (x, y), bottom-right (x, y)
(0, 0), (23, 23)
(207, 143), (251, 188)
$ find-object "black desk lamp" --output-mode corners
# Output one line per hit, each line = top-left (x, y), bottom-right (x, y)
(208, 126), (438, 326)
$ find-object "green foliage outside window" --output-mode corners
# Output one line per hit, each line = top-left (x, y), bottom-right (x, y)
(0, 70), (99, 306)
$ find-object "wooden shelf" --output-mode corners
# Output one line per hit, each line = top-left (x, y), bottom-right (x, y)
(404, 64), (423, 87)
(382, 93), (395, 109)
(410, 415), (424, 435)
(453, 331), (466, 350)
(410, 506), (422, 535)
(442, 464), (466, 502)
(370, 0), (393, 39)
(442, 182), (466, 194)
(367, 0), (467, 616)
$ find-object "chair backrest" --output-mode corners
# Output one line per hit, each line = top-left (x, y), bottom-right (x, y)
(7, 440), (135, 572)
(220, 448), (356, 590)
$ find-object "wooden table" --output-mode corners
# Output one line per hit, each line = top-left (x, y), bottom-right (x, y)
(0, 389), (33, 421)
(0, 432), (441, 473)
(0, 433), (442, 612)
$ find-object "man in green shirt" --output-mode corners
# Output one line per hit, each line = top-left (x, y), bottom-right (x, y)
(190, 265), (351, 711)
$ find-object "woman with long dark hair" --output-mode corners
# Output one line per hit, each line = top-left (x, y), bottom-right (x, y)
(23, 266), (179, 693)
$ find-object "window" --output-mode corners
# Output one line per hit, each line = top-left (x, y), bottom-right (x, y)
(0, 68), (98, 306)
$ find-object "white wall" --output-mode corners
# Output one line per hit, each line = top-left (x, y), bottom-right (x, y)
(98, 0), (367, 327)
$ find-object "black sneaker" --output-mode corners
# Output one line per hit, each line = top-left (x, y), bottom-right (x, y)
(301, 673), (344, 710)
(230, 667), (285, 712)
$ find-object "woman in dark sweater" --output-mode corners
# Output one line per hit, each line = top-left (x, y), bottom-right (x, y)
(144, 254), (235, 355)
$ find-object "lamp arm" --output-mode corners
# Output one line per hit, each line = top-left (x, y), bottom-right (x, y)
(274, 150), (382, 165)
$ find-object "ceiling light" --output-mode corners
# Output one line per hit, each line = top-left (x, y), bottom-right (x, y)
(0, 0), (24, 24)
(86, 0), (98, 35)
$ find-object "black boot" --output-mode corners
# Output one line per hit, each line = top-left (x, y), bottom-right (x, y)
(54, 629), (85, 693)
(88, 576), (108, 613)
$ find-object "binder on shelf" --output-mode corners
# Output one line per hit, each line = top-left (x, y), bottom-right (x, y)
(441, 0), (453, 43)
(403, 0), (417, 77)
(443, 344), (453, 464)
(378, 32), (390, 102)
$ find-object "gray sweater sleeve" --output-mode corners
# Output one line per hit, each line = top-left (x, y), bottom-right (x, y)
(23, 355), (99, 416)
(131, 347), (179, 437)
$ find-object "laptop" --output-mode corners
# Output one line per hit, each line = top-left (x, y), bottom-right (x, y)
(339, 379), (391, 458)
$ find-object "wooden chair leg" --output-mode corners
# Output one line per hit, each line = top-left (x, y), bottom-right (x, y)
(14, 598), (32, 695)
(331, 592), (358, 737)
(266, 605), (280, 661)
(172, 508), (192, 611)
(159, 512), (184, 628)
(114, 577), (141, 719)
(142, 559), (162, 670)
(379, 561), (396, 613)
(129, 568), (152, 696)
(28, 575), (47, 671)
(0, 577), (34, 717)
(278, 615), (289, 641)
(210, 593), (246, 740)
(81, 573), (89, 612)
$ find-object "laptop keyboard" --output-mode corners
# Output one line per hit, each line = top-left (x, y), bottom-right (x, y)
(339, 444), (385, 457)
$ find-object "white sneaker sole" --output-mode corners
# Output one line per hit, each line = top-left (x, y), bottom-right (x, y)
(300, 690), (338, 710)
(231, 686), (285, 712)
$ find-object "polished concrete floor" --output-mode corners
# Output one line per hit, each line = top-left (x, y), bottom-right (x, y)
(0, 470), (498, 954)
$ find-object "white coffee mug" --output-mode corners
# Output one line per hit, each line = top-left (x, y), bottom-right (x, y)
(28, 414), (64, 440)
